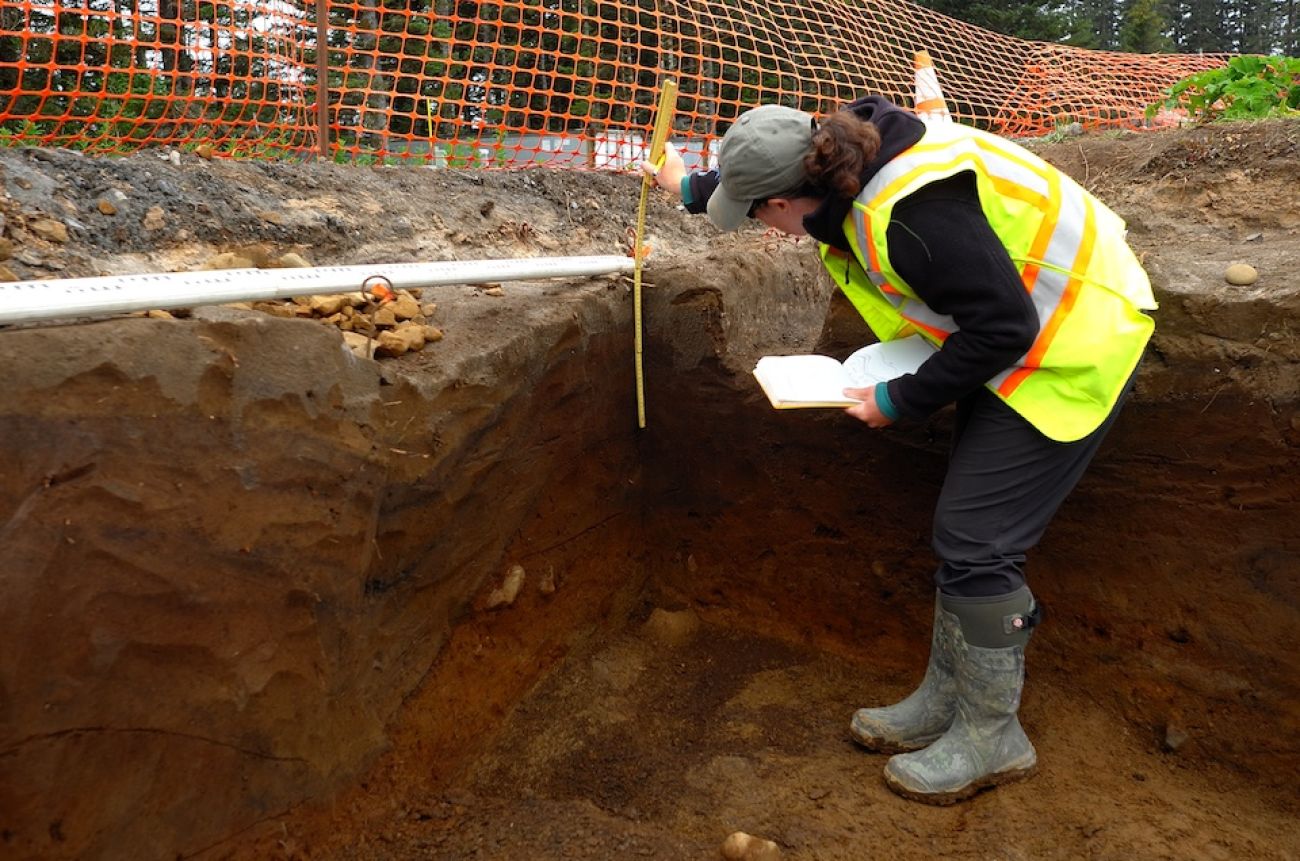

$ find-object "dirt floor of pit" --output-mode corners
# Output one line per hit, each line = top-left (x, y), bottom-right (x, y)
(248, 613), (1297, 861)
(2, 119), (1298, 861)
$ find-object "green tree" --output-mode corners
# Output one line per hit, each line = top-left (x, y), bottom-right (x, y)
(1286, 0), (1300, 54)
(1120, 0), (1172, 51)
(1079, 0), (1122, 48)
(911, 0), (1068, 41)
(1228, 0), (1286, 53)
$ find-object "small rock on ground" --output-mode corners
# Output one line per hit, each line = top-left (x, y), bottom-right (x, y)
(721, 831), (781, 861)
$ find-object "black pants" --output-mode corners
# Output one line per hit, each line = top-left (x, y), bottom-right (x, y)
(932, 371), (1137, 598)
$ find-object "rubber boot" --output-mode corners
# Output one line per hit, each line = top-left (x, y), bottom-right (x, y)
(850, 593), (958, 753)
(884, 587), (1040, 805)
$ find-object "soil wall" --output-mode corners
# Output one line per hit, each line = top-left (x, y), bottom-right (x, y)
(639, 241), (1300, 800)
(0, 287), (644, 858)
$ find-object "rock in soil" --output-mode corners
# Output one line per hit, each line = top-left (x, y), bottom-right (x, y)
(1224, 262), (1259, 285)
(721, 831), (782, 860)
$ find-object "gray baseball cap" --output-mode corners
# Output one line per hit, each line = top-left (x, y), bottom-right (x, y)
(707, 105), (816, 231)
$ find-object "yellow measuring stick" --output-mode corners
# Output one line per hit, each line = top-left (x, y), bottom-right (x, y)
(633, 78), (678, 429)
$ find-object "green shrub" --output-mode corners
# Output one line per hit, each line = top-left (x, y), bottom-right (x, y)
(1150, 55), (1300, 122)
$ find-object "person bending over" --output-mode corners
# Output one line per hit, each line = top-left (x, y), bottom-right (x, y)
(645, 96), (1154, 804)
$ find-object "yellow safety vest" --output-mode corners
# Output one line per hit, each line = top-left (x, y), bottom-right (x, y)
(819, 121), (1156, 442)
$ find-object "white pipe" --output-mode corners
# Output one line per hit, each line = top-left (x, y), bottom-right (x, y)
(0, 255), (638, 326)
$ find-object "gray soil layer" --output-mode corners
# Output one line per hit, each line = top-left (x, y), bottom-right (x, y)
(0, 119), (1297, 860)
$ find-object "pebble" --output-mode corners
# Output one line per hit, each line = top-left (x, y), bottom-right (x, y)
(484, 286), (504, 297)
(643, 607), (701, 646)
(721, 832), (781, 861)
(1224, 263), (1258, 286)
(391, 293), (422, 320)
(252, 302), (296, 318)
(375, 330), (410, 357)
(147, 309), (175, 320)
(309, 294), (349, 316)
(203, 252), (256, 271)
(342, 331), (375, 359)
(373, 306), (399, 328)
(423, 326), (444, 343)
(97, 198), (119, 216)
(142, 206), (166, 231)
(278, 252), (312, 268)
(1163, 723), (1190, 752)
(29, 218), (69, 243)
(237, 243), (275, 267)
(538, 565), (557, 595)
(486, 564), (526, 609)
(391, 321), (427, 351)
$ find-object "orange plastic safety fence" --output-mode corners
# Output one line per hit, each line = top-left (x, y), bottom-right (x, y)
(0, 0), (1229, 166)
(0, 1), (316, 156)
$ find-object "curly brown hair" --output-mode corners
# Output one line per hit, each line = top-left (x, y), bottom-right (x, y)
(803, 111), (883, 199)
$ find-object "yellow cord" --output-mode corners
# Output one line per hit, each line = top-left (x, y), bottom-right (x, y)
(633, 79), (678, 430)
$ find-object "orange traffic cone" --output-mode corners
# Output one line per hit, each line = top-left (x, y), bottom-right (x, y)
(913, 50), (952, 123)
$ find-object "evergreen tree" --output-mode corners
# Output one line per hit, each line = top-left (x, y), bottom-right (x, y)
(1286, 0), (1300, 54)
(912, 0), (1068, 41)
(1171, 0), (1227, 52)
(1120, 0), (1172, 51)
(1228, 0), (1284, 53)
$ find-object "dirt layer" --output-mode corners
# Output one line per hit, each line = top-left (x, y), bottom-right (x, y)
(0, 119), (1298, 860)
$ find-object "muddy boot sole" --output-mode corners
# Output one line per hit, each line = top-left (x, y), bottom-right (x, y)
(883, 760), (1038, 805)
(849, 726), (943, 754)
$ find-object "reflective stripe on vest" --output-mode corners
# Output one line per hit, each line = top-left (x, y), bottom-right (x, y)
(828, 121), (1155, 442)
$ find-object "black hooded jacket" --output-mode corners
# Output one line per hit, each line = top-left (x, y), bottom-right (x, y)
(686, 96), (1040, 422)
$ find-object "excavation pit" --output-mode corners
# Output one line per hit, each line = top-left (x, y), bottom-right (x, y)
(1, 122), (1297, 860)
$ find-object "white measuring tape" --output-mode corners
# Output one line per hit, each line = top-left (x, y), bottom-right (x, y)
(0, 255), (638, 325)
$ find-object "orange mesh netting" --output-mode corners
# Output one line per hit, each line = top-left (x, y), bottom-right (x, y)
(0, 1), (1229, 166)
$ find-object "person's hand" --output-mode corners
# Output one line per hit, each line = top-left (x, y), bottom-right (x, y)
(640, 141), (686, 198)
(843, 386), (894, 428)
